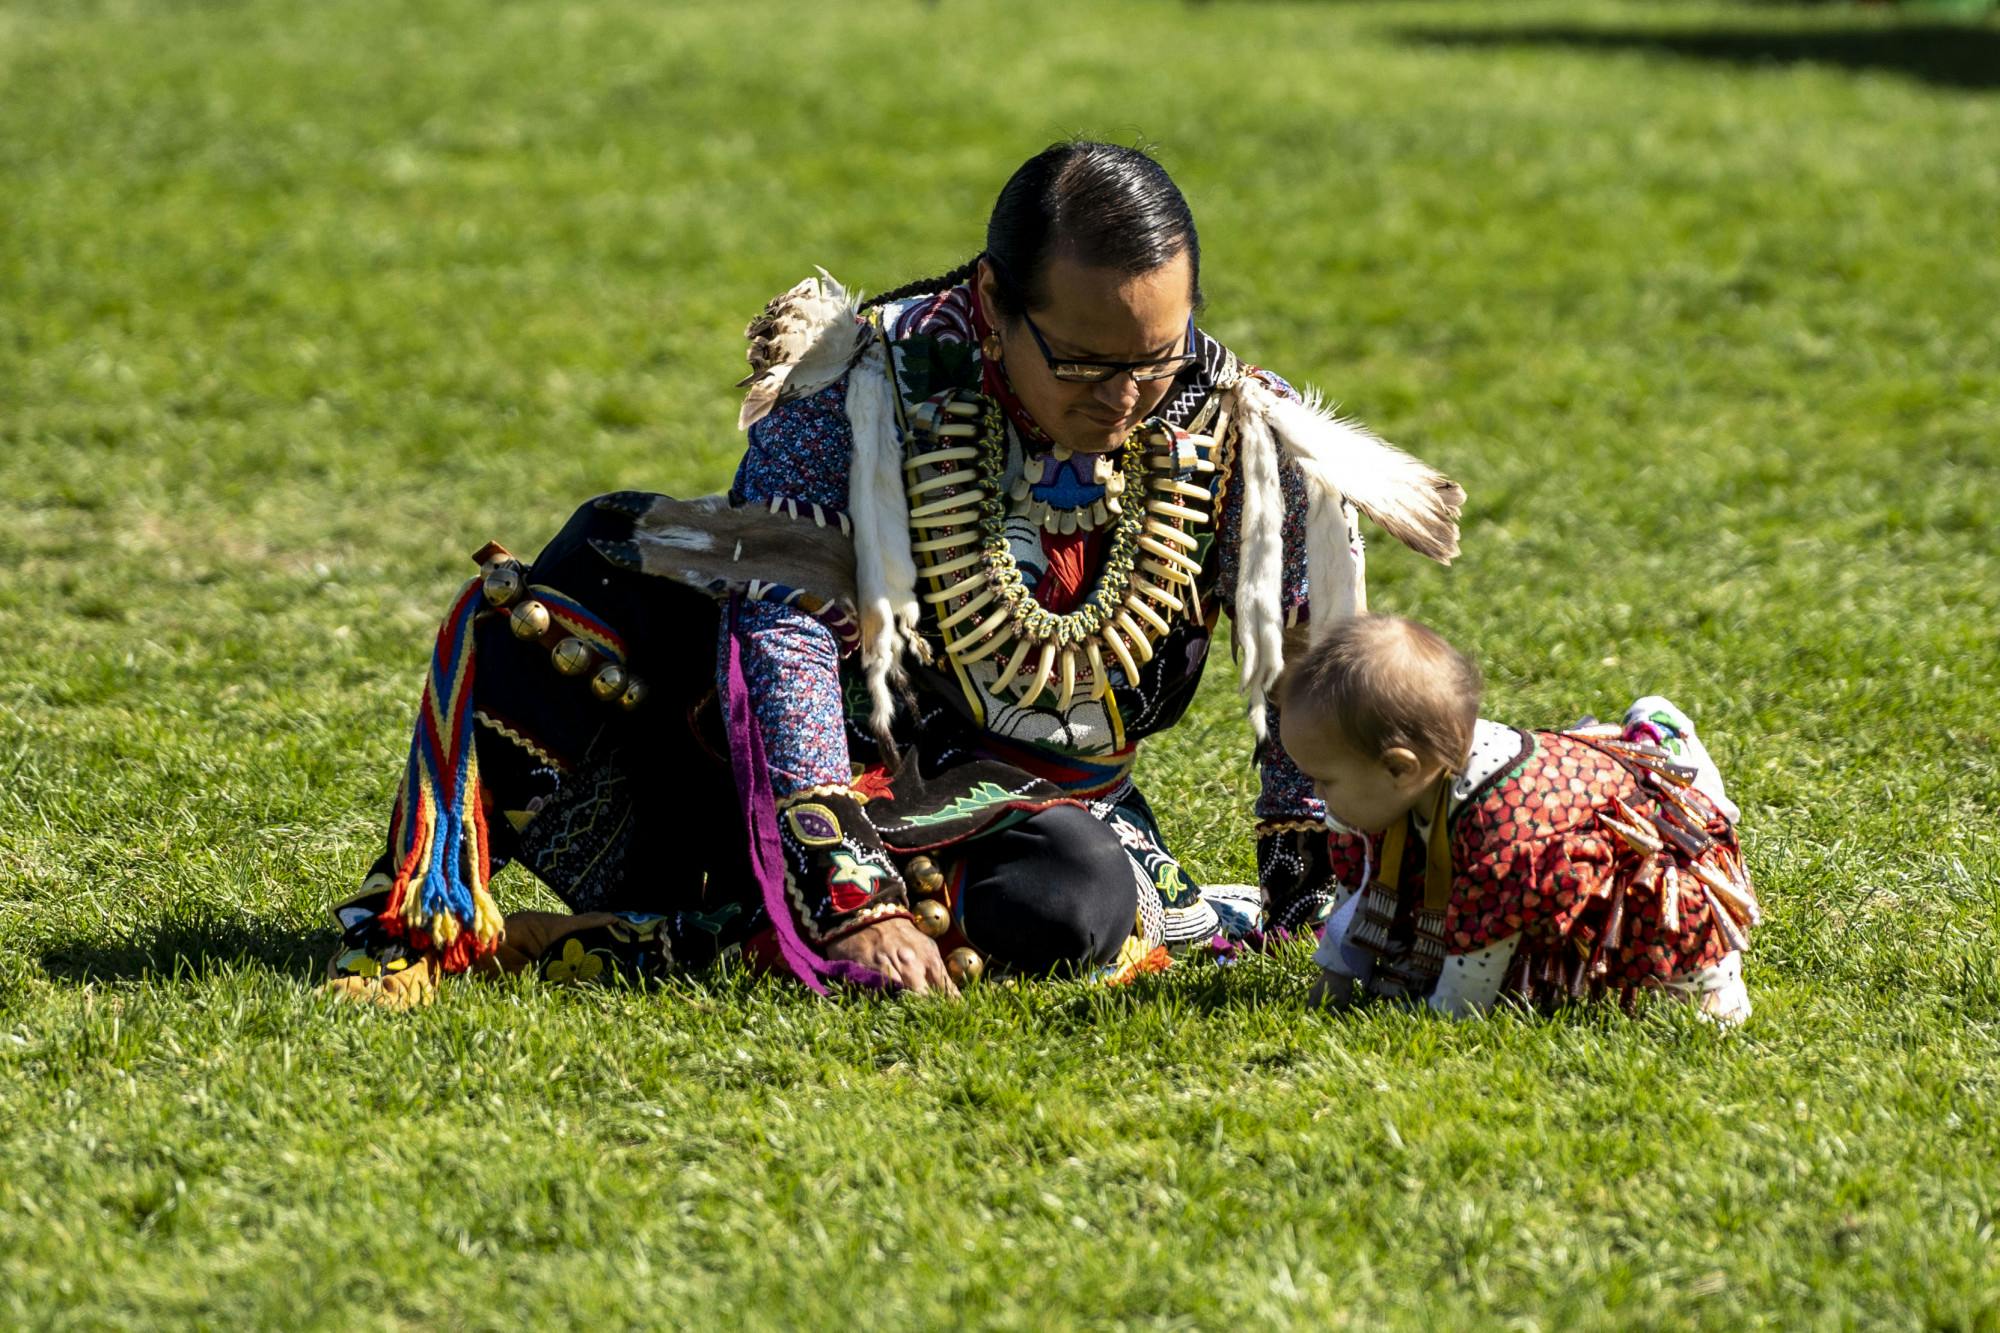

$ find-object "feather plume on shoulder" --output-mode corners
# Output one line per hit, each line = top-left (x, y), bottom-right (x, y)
(1254, 383), (1465, 564)
(736, 268), (869, 431)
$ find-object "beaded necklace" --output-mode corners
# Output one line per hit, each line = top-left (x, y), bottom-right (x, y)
(904, 390), (1212, 713)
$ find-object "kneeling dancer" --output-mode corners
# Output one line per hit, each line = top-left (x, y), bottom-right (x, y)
(326, 141), (1466, 1005)
(1281, 615), (1758, 1022)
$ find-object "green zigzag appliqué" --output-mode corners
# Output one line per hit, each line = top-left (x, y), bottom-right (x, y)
(893, 782), (1027, 828)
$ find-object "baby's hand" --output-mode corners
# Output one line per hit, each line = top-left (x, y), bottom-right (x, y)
(1307, 967), (1360, 1011)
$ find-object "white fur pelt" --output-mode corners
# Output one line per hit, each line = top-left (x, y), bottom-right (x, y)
(1256, 380), (1464, 566)
(1226, 375), (1466, 736)
(1230, 387), (1289, 740)
(843, 340), (923, 744)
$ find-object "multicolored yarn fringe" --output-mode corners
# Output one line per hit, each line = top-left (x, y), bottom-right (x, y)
(1099, 937), (1172, 986)
(383, 578), (503, 972)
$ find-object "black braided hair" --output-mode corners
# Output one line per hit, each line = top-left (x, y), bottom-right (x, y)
(859, 256), (982, 311)
(984, 140), (1200, 318)
(860, 142), (1200, 319)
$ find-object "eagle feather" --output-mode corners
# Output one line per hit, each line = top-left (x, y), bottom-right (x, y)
(736, 267), (868, 431)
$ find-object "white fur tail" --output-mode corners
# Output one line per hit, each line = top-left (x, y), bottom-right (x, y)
(1262, 387), (1463, 565)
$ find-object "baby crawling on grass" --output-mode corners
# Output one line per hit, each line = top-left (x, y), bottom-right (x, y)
(1278, 615), (1757, 1023)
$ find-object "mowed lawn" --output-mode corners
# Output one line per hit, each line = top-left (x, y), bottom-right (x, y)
(3, 0), (1997, 1326)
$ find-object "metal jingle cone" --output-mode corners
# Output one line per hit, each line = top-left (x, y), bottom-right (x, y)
(945, 947), (985, 986)
(905, 855), (946, 896)
(1698, 882), (1749, 952)
(1689, 860), (1759, 928)
(589, 663), (627, 702)
(1601, 878), (1629, 951)
(482, 564), (525, 607)
(912, 899), (951, 938)
(511, 599), (552, 640)
(551, 637), (595, 677)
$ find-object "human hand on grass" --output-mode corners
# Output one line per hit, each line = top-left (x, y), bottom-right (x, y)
(825, 916), (959, 997)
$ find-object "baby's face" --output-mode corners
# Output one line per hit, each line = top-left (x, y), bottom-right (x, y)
(1279, 706), (1441, 834)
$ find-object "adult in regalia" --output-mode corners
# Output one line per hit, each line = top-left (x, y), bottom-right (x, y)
(325, 141), (1466, 1005)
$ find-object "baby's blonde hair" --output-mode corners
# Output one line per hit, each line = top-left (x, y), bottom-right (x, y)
(1280, 614), (1483, 772)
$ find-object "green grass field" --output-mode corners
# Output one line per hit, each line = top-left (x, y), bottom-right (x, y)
(4, 0), (1998, 1326)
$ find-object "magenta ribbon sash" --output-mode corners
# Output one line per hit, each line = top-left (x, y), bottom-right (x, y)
(723, 600), (898, 995)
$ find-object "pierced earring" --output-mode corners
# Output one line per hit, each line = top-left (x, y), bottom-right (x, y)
(981, 332), (1004, 363)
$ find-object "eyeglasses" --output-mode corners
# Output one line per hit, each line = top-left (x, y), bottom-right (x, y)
(1018, 309), (1199, 384)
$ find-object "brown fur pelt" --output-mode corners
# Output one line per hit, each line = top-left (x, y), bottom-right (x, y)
(596, 492), (859, 611)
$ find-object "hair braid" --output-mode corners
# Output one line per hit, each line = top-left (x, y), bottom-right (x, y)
(859, 256), (982, 311)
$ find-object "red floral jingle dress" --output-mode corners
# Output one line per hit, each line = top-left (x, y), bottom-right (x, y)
(1322, 721), (1758, 1006)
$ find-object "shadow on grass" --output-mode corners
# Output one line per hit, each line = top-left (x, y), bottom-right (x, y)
(39, 915), (331, 985)
(1392, 21), (2000, 92)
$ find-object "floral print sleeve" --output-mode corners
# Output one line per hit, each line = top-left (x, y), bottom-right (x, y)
(731, 379), (855, 514)
(721, 381), (859, 798)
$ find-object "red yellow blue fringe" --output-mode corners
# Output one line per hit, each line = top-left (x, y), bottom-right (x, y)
(1099, 937), (1172, 986)
(380, 578), (634, 972)
(384, 578), (503, 972)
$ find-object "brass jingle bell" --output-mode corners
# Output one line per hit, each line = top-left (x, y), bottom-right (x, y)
(511, 599), (552, 640)
(589, 663), (627, 702)
(482, 564), (525, 607)
(618, 678), (649, 712)
(551, 637), (595, 677)
(944, 947), (984, 986)
(912, 899), (951, 938)
(905, 855), (946, 897)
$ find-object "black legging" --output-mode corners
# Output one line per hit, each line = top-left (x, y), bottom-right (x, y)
(955, 805), (1137, 973)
